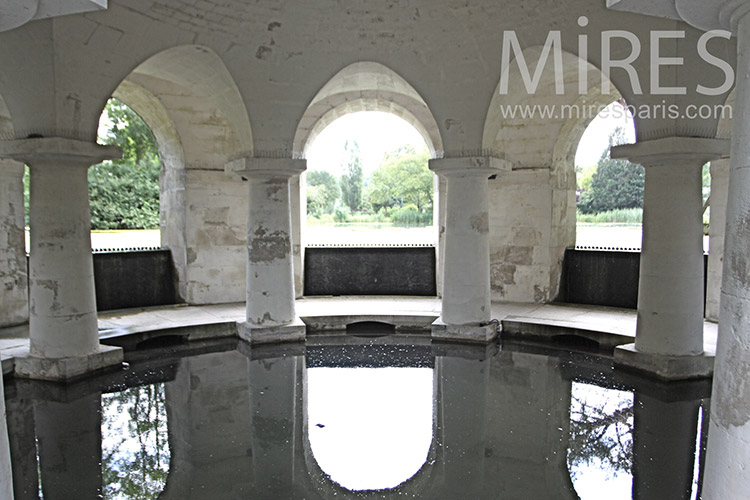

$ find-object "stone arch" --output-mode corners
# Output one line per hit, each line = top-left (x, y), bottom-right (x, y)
(105, 45), (253, 304)
(293, 61), (444, 295)
(482, 46), (627, 303)
(294, 61), (442, 157)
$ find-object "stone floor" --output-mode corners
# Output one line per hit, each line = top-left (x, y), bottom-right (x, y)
(0, 297), (719, 376)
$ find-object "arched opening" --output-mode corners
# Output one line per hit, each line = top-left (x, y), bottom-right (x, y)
(103, 45), (252, 305)
(87, 98), (162, 249)
(483, 46), (629, 303)
(573, 100), (640, 250)
(303, 111), (435, 247)
(295, 62), (443, 297)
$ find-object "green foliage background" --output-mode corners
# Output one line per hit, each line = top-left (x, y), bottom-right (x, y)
(89, 99), (161, 230)
(577, 128), (645, 215)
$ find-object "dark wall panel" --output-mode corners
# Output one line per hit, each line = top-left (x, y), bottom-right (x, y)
(93, 250), (178, 311)
(304, 247), (436, 296)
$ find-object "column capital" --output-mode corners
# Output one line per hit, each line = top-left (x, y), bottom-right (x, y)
(225, 157), (306, 180)
(428, 156), (512, 177)
(0, 137), (121, 166)
(611, 137), (729, 167)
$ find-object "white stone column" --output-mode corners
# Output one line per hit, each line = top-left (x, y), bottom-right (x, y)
(705, 158), (731, 321)
(0, 138), (123, 381)
(0, 159), (28, 328)
(226, 157), (306, 344)
(428, 156), (510, 343)
(704, 7), (750, 497)
(610, 138), (727, 380)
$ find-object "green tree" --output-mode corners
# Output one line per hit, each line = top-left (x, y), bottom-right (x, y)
(577, 128), (644, 214)
(366, 145), (433, 214)
(306, 170), (340, 217)
(339, 139), (363, 213)
(89, 99), (161, 229)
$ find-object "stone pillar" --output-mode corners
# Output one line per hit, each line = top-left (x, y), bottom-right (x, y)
(428, 156), (510, 343)
(226, 157), (306, 344)
(610, 138), (727, 380)
(704, 7), (750, 497)
(0, 138), (123, 381)
(34, 392), (103, 500)
(0, 159), (28, 328)
(0, 376), (13, 500)
(705, 158), (731, 322)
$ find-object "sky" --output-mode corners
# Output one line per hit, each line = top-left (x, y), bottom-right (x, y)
(306, 105), (636, 177)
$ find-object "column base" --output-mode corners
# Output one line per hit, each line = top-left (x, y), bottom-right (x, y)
(431, 318), (499, 343)
(614, 343), (714, 381)
(13, 344), (124, 382)
(237, 318), (306, 345)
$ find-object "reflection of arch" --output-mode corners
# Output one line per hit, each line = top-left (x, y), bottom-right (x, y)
(300, 344), (439, 498)
(104, 45), (252, 304)
(294, 62), (443, 156)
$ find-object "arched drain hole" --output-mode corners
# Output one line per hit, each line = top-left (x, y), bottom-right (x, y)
(135, 334), (188, 350)
(550, 334), (601, 351)
(346, 321), (396, 337)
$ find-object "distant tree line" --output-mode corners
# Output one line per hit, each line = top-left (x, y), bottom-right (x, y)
(306, 141), (433, 226)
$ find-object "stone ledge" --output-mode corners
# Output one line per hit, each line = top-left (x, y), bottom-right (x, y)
(431, 319), (499, 343)
(614, 343), (715, 381)
(237, 318), (306, 344)
(13, 344), (124, 382)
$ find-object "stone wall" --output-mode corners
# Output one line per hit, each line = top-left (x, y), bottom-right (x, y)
(183, 169), (247, 304)
(489, 169), (571, 303)
(0, 160), (28, 327)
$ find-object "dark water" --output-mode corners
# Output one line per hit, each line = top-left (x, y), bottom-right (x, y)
(3, 336), (711, 499)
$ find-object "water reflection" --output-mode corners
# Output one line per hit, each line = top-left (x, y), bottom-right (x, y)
(307, 367), (433, 490)
(101, 384), (169, 499)
(568, 383), (634, 498)
(3, 337), (710, 499)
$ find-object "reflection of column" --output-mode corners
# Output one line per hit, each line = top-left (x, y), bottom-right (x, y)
(632, 394), (700, 500)
(35, 392), (103, 500)
(6, 392), (37, 500)
(611, 138), (726, 379)
(248, 353), (301, 497)
(0, 159), (28, 327)
(705, 159), (730, 321)
(705, 7), (750, 497)
(486, 352), (576, 499)
(226, 157), (306, 344)
(0, 376), (13, 499)
(161, 351), (254, 499)
(432, 353), (490, 499)
(0, 138), (123, 380)
(428, 157), (509, 342)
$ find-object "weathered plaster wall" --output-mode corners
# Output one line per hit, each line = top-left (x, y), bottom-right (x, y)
(183, 169), (247, 304)
(489, 170), (558, 303)
(0, 161), (27, 327)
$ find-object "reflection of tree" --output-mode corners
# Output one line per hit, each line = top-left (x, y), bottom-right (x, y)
(102, 384), (170, 499)
(568, 384), (633, 479)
